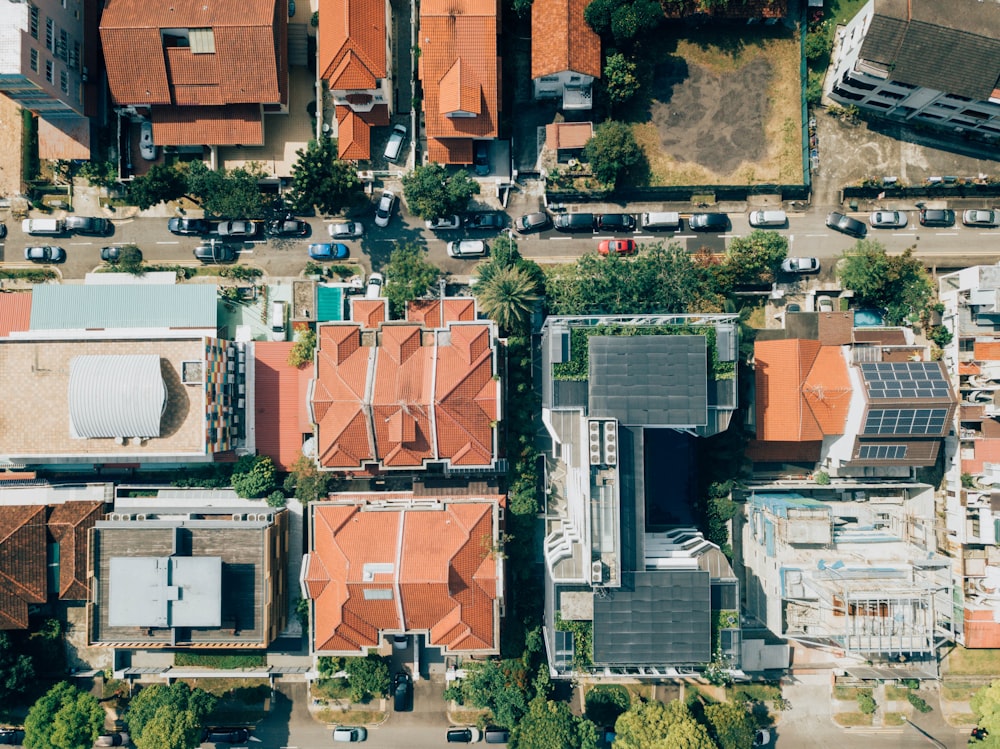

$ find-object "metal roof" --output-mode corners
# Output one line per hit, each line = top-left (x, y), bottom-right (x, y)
(68, 355), (166, 439)
(30, 284), (218, 330)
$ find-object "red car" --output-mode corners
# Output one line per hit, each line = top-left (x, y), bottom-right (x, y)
(598, 239), (637, 256)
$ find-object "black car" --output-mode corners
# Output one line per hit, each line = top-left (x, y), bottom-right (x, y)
(194, 242), (237, 263)
(167, 217), (210, 235)
(202, 727), (250, 743)
(65, 216), (112, 235)
(826, 211), (867, 238)
(0, 222), (6, 239)
(919, 208), (956, 227)
(0, 729), (24, 745)
(473, 140), (490, 176)
(393, 671), (412, 712)
(515, 212), (551, 233)
(268, 217), (309, 237)
(553, 213), (596, 233)
(464, 212), (505, 231)
(689, 213), (729, 232)
(447, 727), (482, 743)
(100, 245), (142, 263)
(595, 213), (636, 232)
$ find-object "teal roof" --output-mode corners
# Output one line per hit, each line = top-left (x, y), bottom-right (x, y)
(750, 492), (829, 518)
(316, 286), (344, 322)
(30, 285), (218, 330)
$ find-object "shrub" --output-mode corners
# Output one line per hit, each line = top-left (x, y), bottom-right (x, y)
(173, 652), (266, 669)
(266, 490), (287, 507)
(585, 685), (630, 725)
(906, 691), (932, 713)
(857, 690), (877, 715)
(815, 471), (830, 485)
(230, 455), (277, 499)
(805, 31), (828, 62)
(288, 327), (317, 368)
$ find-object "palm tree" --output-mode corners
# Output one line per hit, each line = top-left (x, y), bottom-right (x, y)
(474, 264), (538, 334)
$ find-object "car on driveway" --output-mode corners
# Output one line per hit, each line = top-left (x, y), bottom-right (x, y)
(595, 213), (636, 232)
(383, 124), (407, 162)
(24, 245), (65, 263)
(515, 212), (550, 233)
(366, 272), (384, 299)
(100, 245), (141, 263)
(393, 671), (412, 712)
(193, 242), (237, 263)
(139, 120), (157, 161)
(202, 727), (249, 744)
(0, 729), (24, 745)
(333, 726), (368, 743)
(447, 727), (482, 743)
(268, 217), (309, 237)
(374, 190), (396, 228)
(781, 256), (820, 274)
(826, 211), (867, 238)
(425, 215), (461, 231)
(919, 207), (955, 227)
(65, 216), (112, 235)
(329, 221), (364, 239)
(447, 240), (488, 258)
(167, 217), (209, 235)
(753, 728), (771, 747)
(464, 212), (505, 230)
(869, 210), (907, 229)
(473, 140), (490, 176)
(217, 220), (261, 238)
(95, 732), (129, 746)
(0, 222), (6, 239)
(598, 239), (637, 256)
(308, 243), (349, 260)
(689, 213), (729, 232)
(963, 209), (999, 227)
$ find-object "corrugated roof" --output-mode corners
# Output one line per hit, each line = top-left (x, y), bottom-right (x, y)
(68, 355), (167, 439)
(0, 293), (32, 337)
(30, 285), (217, 330)
(254, 342), (313, 471)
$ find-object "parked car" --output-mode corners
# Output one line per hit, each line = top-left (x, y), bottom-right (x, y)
(447, 727), (482, 743)
(384, 124), (407, 162)
(308, 243), (349, 260)
(95, 732), (129, 747)
(595, 213), (636, 232)
(484, 727), (510, 744)
(268, 217), (309, 237)
(217, 220), (260, 238)
(167, 217), (209, 235)
(869, 210), (907, 229)
(193, 242), (237, 263)
(425, 215), (462, 230)
(963, 209), (999, 227)
(464, 212), (505, 230)
(748, 209), (787, 228)
(139, 120), (156, 161)
(0, 222), (6, 239)
(554, 213), (596, 233)
(515, 212), (551, 233)
(24, 245), (65, 263)
(333, 726), (368, 743)
(374, 190), (396, 228)
(100, 245), (142, 263)
(393, 671), (412, 712)
(201, 727), (249, 744)
(919, 207), (955, 227)
(0, 729), (24, 745)
(598, 239), (637, 256)
(366, 272), (384, 299)
(329, 221), (364, 239)
(65, 216), (112, 235)
(816, 295), (834, 312)
(473, 141), (490, 176)
(826, 211), (867, 238)
(392, 634), (408, 650)
(753, 728), (771, 747)
(689, 212), (729, 232)
(781, 256), (820, 274)
(447, 239), (488, 258)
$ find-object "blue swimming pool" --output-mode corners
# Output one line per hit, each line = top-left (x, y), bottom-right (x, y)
(854, 308), (885, 327)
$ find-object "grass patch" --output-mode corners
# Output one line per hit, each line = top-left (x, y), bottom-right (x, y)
(451, 708), (491, 724)
(318, 709), (383, 725)
(833, 712), (873, 726)
(885, 685), (911, 700)
(0, 268), (57, 283)
(884, 712), (906, 726)
(833, 686), (868, 701)
(729, 683), (782, 703)
(941, 682), (983, 702)
(946, 712), (979, 727)
(174, 652), (266, 669)
(313, 679), (352, 701)
(744, 305), (766, 330)
(946, 647), (1000, 675)
(183, 678), (270, 701)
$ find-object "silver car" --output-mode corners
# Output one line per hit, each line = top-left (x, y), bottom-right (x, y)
(781, 256), (820, 274)
(869, 210), (907, 229)
(963, 209), (999, 227)
(329, 221), (364, 239)
(374, 191), (395, 228)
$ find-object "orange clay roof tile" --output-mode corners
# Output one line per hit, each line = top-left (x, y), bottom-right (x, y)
(319, 0), (387, 83)
(150, 105), (264, 146)
(531, 0), (601, 79)
(336, 107), (372, 160)
(350, 298), (388, 328)
(254, 342), (314, 470)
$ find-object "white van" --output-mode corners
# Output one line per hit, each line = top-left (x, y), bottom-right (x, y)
(748, 210), (787, 228)
(22, 218), (65, 235)
(641, 212), (681, 231)
(270, 301), (287, 340)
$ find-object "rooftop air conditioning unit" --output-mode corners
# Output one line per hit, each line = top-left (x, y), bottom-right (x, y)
(589, 421), (602, 465)
(603, 422), (618, 466)
(591, 560), (604, 584)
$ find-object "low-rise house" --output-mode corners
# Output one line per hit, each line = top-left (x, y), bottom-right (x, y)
(531, 0), (600, 110)
(829, 0), (1000, 142)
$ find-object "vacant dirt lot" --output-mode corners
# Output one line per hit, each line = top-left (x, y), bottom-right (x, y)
(0, 96), (25, 197)
(633, 28), (803, 186)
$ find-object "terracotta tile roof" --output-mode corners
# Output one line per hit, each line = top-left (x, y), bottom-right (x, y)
(150, 105), (264, 146)
(254, 342), (314, 470)
(48, 501), (104, 601)
(545, 122), (593, 150)
(406, 299), (476, 328)
(976, 341), (1000, 361)
(312, 308), (499, 471)
(101, 28), (172, 105)
(963, 438), (1000, 475)
(319, 0), (387, 84)
(959, 362), (982, 376)
(745, 440), (822, 463)
(0, 293), (32, 337)
(358, 104), (391, 126)
(419, 0), (499, 163)
(964, 608), (1000, 649)
(336, 107), (372, 160)
(755, 340), (850, 442)
(531, 0), (600, 79)
(309, 496), (500, 653)
(0, 505), (47, 629)
(350, 298), (388, 329)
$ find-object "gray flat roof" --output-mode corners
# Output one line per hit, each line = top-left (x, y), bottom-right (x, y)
(108, 556), (221, 627)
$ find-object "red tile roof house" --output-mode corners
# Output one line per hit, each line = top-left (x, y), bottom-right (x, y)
(531, 0), (601, 110)
(418, 0), (500, 165)
(319, 0), (393, 160)
(100, 0), (289, 150)
(303, 490), (503, 655)
(309, 297), (501, 474)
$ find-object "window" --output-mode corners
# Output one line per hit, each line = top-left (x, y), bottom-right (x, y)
(29, 6), (38, 38)
(891, 80), (917, 90)
(45, 17), (53, 51)
(878, 90), (905, 101)
(70, 41), (79, 69)
(946, 93), (972, 102)
(934, 102), (958, 111)
(58, 30), (68, 61)
(45, 59), (53, 84)
(29, 48), (37, 72)
(962, 109), (989, 121)
(867, 100), (891, 109)
(60, 69), (67, 93)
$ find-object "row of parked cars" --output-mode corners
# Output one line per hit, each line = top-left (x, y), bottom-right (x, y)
(514, 210), (750, 235)
(827, 208), (998, 238)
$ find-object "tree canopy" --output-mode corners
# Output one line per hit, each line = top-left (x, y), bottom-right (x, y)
(717, 230), (788, 289)
(383, 242), (441, 318)
(127, 163), (186, 210)
(288, 138), (364, 216)
(582, 121), (645, 189)
(230, 455), (277, 499)
(584, 0), (663, 45)
(24, 682), (104, 749)
(460, 659), (531, 729)
(401, 163), (480, 220)
(0, 631), (34, 702)
(125, 682), (217, 749)
(613, 700), (718, 749)
(604, 53), (642, 106)
(972, 680), (1000, 746)
(183, 161), (269, 219)
(836, 241), (933, 325)
(345, 654), (391, 703)
(703, 702), (756, 749)
(512, 694), (599, 749)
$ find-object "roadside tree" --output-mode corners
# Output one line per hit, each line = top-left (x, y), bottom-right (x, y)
(288, 138), (364, 216)
(125, 682), (216, 749)
(836, 241), (932, 325)
(127, 164), (186, 210)
(401, 163), (480, 220)
(718, 230), (788, 289)
(512, 693), (599, 749)
(230, 455), (277, 499)
(24, 682), (104, 749)
(583, 121), (644, 189)
(345, 654), (390, 703)
(183, 161), (269, 219)
(0, 631), (34, 702)
(613, 700), (717, 749)
(115, 245), (145, 275)
(283, 454), (335, 504)
(474, 265), (538, 335)
(383, 242), (441, 317)
(703, 702), (755, 749)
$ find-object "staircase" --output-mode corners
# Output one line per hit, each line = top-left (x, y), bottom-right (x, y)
(287, 24), (308, 67)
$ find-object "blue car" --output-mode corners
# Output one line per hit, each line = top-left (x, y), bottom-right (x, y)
(308, 243), (350, 260)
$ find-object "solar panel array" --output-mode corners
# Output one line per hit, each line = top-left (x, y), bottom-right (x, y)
(857, 444), (909, 460)
(863, 408), (949, 435)
(860, 362), (950, 401)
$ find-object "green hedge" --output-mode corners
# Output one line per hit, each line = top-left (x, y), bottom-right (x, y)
(173, 652), (266, 669)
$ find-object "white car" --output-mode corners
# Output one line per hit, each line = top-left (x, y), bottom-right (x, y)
(781, 256), (820, 274)
(139, 120), (156, 160)
(329, 221), (364, 239)
(374, 191), (395, 228)
(366, 272), (384, 299)
(753, 728), (771, 747)
(447, 240), (488, 258)
(425, 215), (461, 231)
